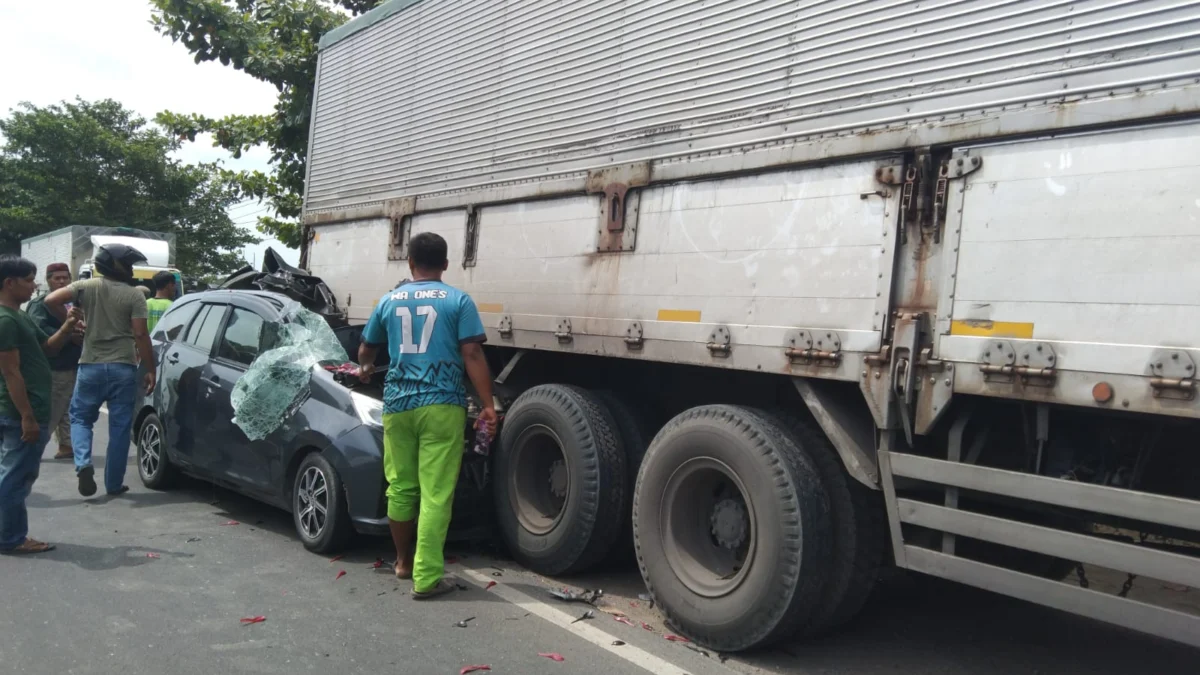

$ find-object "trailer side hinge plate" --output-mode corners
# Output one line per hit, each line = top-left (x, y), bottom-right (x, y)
(706, 326), (732, 357)
(1149, 349), (1196, 400)
(786, 329), (842, 366)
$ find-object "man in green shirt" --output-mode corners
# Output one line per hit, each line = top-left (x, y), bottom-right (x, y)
(44, 244), (155, 497)
(0, 255), (79, 554)
(24, 262), (82, 460)
(146, 271), (177, 334)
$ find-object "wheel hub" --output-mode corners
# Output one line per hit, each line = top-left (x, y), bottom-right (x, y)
(710, 497), (748, 550)
(549, 459), (568, 498)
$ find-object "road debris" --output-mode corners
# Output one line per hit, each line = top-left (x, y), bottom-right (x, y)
(611, 640), (626, 646)
(185, 537), (201, 543)
(240, 616), (267, 624)
(446, 556), (459, 564)
(641, 622), (655, 632)
(329, 554), (344, 563)
(664, 634), (690, 643)
(538, 653), (565, 662)
(485, 581), (497, 590)
(454, 617), (476, 628)
(221, 520), (240, 526)
(685, 644), (710, 658)
(637, 592), (654, 609)
(491, 571), (502, 577)
(456, 582), (470, 591)
(614, 616), (635, 627)
(548, 587), (603, 605)
(459, 665), (490, 674)
(335, 570), (347, 581)
(145, 553), (160, 559)
(570, 610), (594, 624)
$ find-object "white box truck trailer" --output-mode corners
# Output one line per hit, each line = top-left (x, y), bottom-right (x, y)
(20, 225), (181, 296)
(301, 0), (1200, 651)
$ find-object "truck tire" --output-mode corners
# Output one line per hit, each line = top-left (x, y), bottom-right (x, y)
(592, 390), (654, 565)
(633, 405), (832, 652)
(495, 385), (627, 575)
(765, 409), (885, 636)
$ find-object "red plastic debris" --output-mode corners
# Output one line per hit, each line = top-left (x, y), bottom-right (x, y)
(221, 520), (240, 526)
(329, 554), (344, 563)
(538, 653), (565, 662)
(630, 601), (639, 608)
(459, 666), (491, 674)
(664, 634), (690, 643)
(335, 570), (347, 581)
(371, 558), (384, 569)
(446, 555), (459, 565)
(146, 553), (160, 559)
(614, 616), (635, 626)
(641, 622), (655, 632)
(240, 616), (266, 624)
(485, 581), (497, 591)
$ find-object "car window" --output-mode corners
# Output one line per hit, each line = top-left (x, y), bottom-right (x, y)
(183, 304), (226, 354)
(217, 308), (266, 367)
(152, 301), (200, 343)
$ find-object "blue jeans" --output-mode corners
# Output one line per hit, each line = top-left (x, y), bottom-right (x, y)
(0, 417), (50, 550)
(71, 363), (138, 494)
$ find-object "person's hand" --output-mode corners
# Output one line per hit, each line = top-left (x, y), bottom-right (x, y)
(63, 310), (79, 332)
(20, 414), (39, 443)
(143, 370), (157, 396)
(476, 406), (498, 438)
(358, 362), (374, 384)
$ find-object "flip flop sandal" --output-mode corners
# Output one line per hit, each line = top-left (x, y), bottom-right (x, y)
(412, 578), (455, 600)
(2, 538), (56, 554)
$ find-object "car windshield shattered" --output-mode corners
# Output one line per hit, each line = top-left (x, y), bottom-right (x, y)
(231, 301), (350, 441)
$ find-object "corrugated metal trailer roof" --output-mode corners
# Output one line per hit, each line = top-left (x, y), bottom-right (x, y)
(305, 0), (1200, 215)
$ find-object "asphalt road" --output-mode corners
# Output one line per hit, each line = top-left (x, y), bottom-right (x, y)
(3, 417), (1197, 675)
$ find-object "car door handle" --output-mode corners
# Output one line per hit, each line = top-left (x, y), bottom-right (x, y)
(167, 354), (180, 365)
(204, 376), (221, 386)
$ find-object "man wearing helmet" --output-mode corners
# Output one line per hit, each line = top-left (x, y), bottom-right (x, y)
(43, 243), (156, 498)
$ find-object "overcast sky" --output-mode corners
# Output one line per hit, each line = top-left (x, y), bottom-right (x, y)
(0, 0), (300, 267)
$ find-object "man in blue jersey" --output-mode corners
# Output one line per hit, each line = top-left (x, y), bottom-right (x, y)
(358, 232), (496, 599)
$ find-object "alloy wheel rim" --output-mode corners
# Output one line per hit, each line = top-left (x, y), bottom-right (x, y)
(297, 466), (329, 539)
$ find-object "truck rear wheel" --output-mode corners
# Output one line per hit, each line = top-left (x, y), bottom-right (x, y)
(633, 405), (832, 652)
(591, 390), (654, 565)
(495, 384), (627, 574)
(766, 409), (885, 636)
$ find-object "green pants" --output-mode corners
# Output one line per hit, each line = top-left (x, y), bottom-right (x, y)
(382, 404), (465, 592)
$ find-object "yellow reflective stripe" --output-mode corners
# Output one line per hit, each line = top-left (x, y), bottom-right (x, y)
(949, 320), (1034, 339)
(656, 309), (702, 323)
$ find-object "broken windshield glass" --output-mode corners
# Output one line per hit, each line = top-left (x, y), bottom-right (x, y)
(231, 302), (350, 441)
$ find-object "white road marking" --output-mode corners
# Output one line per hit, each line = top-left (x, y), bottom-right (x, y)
(452, 565), (735, 675)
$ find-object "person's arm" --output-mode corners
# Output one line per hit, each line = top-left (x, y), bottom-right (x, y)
(0, 350), (38, 442)
(43, 284), (77, 322)
(39, 309), (78, 356)
(129, 291), (156, 395)
(357, 298), (389, 382)
(457, 295), (496, 433)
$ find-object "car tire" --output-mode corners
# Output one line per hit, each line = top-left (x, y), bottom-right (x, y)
(765, 408), (885, 636)
(633, 405), (832, 652)
(137, 412), (177, 490)
(293, 452), (354, 554)
(495, 384), (627, 575)
(591, 390), (654, 566)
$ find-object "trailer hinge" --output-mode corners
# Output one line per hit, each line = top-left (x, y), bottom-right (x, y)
(624, 321), (644, 349)
(554, 318), (573, 344)
(386, 197), (416, 261)
(462, 206), (480, 268)
(1148, 350), (1196, 400)
(706, 326), (732, 357)
(933, 155), (982, 242)
(786, 329), (842, 366)
(497, 315), (513, 340)
(978, 340), (1056, 386)
(587, 162), (649, 253)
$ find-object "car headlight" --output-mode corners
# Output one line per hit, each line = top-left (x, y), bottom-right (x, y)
(350, 391), (384, 428)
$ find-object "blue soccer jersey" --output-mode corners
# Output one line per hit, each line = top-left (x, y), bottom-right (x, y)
(361, 280), (487, 414)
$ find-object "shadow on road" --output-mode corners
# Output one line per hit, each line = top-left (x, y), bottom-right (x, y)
(17, 542), (194, 572)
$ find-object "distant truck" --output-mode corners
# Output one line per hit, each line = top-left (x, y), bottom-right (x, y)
(21, 225), (182, 298)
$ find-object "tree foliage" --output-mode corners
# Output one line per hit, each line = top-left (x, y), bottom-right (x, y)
(150, 0), (383, 251)
(0, 98), (256, 277)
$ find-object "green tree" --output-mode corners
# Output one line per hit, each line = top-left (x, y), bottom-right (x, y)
(150, 0), (382, 254)
(0, 98), (256, 277)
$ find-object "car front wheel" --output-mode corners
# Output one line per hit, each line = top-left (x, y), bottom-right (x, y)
(292, 453), (354, 554)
